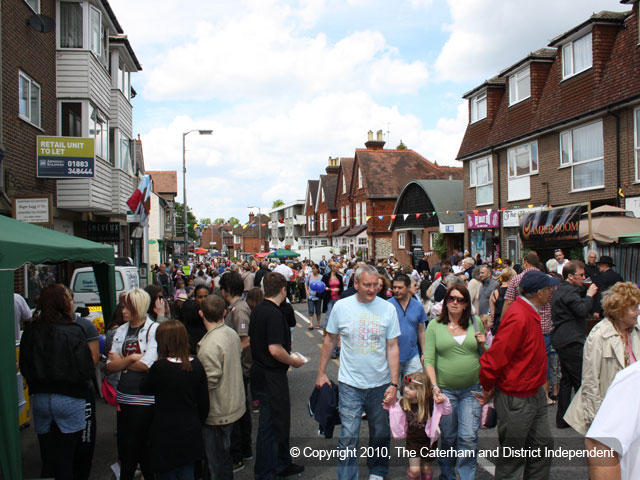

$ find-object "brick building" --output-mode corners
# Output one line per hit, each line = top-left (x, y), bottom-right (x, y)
(147, 171), (177, 264)
(200, 223), (233, 255)
(233, 213), (270, 256)
(457, 5), (640, 262)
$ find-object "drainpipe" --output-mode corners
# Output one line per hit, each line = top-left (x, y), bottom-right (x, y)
(494, 148), (499, 263)
(608, 111), (621, 208)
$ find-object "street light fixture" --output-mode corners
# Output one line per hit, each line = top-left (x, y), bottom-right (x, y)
(248, 206), (263, 252)
(183, 129), (213, 257)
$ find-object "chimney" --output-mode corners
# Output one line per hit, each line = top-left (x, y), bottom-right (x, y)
(325, 156), (340, 175)
(248, 212), (255, 223)
(365, 129), (386, 150)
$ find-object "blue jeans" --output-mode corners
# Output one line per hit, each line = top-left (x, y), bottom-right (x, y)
(324, 299), (337, 328)
(337, 382), (390, 480)
(438, 384), (482, 480)
(202, 424), (233, 480)
(400, 355), (423, 377)
(156, 463), (194, 480)
(543, 333), (552, 380)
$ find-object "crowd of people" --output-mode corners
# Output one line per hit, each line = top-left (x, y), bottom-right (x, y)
(16, 247), (640, 479)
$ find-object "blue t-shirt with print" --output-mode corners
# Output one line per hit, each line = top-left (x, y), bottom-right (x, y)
(326, 294), (400, 389)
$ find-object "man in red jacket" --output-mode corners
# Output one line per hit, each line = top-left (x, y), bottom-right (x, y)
(476, 270), (560, 479)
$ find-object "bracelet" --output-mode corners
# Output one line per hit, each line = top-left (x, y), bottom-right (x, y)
(389, 383), (398, 388)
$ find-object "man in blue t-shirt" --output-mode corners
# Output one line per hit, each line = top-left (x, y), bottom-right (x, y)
(388, 273), (427, 377)
(316, 265), (400, 480)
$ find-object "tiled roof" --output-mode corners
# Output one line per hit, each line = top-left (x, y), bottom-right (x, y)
(134, 138), (145, 172)
(332, 226), (350, 236)
(458, 9), (636, 161)
(344, 225), (368, 236)
(147, 171), (178, 195)
(499, 48), (556, 77)
(463, 76), (507, 99)
(307, 180), (319, 209)
(319, 175), (339, 211)
(549, 10), (629, 47)
(233, 214), (271, 237)
(356, 149), (462, 199)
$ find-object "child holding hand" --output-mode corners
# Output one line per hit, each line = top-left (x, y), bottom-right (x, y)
(400, 371), (451, 480)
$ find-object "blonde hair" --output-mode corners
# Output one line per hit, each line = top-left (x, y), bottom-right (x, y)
(400, 371), (433, 423)
(123, 288), (151, 321)
(499, 267), (516, 283)
(602, 282), (640, 324)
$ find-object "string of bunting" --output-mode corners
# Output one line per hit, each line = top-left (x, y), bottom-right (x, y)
(230, 204), (551, 230)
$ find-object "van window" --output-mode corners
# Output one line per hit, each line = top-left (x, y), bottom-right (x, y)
(73, 271), (124, 293)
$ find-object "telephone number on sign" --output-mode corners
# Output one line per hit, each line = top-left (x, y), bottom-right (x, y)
(67, 160), (90, 167)
(67, 168), (93, 175)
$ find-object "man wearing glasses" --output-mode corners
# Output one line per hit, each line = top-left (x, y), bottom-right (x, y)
(551, 260), (598, 429)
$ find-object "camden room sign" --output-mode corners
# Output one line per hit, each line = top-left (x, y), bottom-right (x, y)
(519, 205), (582, 246)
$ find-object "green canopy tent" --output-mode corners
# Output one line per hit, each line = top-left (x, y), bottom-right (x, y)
(0, 215), (116, 479)
(267, 248), (301, 259)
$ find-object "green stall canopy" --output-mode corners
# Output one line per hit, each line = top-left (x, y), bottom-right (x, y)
(0, 215), (116, 479)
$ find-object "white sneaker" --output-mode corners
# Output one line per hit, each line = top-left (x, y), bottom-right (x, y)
(369, 475), (384, 480)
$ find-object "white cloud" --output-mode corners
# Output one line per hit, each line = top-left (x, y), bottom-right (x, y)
(435, 0), (630, 82)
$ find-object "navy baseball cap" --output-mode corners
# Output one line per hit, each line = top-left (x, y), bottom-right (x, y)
(520, 270), (560, 294)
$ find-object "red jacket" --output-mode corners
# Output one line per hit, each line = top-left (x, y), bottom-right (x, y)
(479, 296), (547, 397)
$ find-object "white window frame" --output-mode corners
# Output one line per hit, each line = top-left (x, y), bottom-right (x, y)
(18, 71), (41, 128)
(358, 168), (363, 189)
(355, 203), (361, 225)
(559, 120), (604, 192)
(89, 6), (102, 57)
(635, 107), (640, 183)
(58, 1), (85, 49)
(324, 213), (328, 231)
(321, 188), (324, 202)
(362, 201), (367, 222)
(340, 206), (345, 227)
(562, 32), (593, 80)
(346, 205), (351, 227)
(234, 235), (241, 243)
(398, 232), (406, 249)
(342, 175), (346, 194)
(411, 232), (422, 246)
(509, 66), (531, 106)
(24, 0), (40, 13)
(469, 156), (493, 206)
(429, 232), (438, 250)
(508, 141), (538, 179)
(470, 91), (487, 123)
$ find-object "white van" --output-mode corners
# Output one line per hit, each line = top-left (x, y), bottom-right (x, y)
(71, 266), (140, 312)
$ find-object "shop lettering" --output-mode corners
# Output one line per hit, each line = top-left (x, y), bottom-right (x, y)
(522, 220), (579, 240)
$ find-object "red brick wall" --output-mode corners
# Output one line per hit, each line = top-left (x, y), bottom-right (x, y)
(2, 0), (57, 207)
(242, 236), (269, 254)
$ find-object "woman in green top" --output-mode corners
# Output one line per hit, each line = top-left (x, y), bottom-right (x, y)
(424, 284), (486, 480)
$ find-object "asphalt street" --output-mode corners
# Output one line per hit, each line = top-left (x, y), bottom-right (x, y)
(20, 301), (590, 479)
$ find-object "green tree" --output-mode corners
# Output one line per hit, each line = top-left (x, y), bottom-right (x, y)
(199, 217), (212, 227)
(432, 232), (447, 259)
(228, 216), (240, 225)
(214, 218), (226, 225)
(175, 202), (198, 241)
(272, 199), (285, 208)
(396, 140), (407, 150)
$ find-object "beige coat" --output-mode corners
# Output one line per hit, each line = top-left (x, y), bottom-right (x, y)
(197, 322), (246, 426)
(564, 318), (640, 435)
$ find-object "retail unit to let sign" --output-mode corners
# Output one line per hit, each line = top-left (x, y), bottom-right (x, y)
(36, 136), (95, 178)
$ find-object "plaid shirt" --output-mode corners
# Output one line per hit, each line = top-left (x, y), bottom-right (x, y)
(505, 267), (554, 334)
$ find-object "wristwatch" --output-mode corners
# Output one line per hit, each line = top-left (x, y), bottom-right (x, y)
(390, 383), (398, 388)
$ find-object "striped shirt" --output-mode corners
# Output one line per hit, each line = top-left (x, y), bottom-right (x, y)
(505, 268), (554, 334)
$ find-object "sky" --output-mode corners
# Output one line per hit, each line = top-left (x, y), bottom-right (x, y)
(108, 0), (630, 222)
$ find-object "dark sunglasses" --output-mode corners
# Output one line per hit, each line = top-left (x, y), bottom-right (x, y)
(404, 375), (423, 385)
(446, 296), (467, 304)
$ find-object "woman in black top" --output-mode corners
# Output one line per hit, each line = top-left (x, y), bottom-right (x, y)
(20, 284), (94, 480)
(140, 320), (209, 479)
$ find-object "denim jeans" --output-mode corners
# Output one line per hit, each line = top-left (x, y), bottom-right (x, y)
(202, 424), (234, 480)
(337, 382), (390, 480)
(324, 299), (337, 328)
(400, 355), (424, 377)
(438, 384), (482, 480)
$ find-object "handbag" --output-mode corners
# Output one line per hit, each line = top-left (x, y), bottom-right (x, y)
(480, 401), (497, 429)
(101, 378), (117, 406)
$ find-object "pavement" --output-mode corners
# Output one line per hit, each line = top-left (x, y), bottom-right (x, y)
(21, 301), (591, 479)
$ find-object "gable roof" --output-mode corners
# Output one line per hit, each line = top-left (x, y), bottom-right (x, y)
(147, 171), (178, 195)
(233, 213), (271, 237)
(355, 149), (462, 199)
(305, 180), (319, 211)
(337, 158), (355, 201)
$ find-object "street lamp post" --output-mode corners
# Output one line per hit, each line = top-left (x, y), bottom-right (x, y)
(183, 129), (213, 257)
(247, 206), (262, 253)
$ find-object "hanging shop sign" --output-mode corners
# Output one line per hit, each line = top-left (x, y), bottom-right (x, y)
(36, 136), (95, 178)
(502, 207), (542, 228)
(519, 205), (581, 245)
(466, 210), (500, 230)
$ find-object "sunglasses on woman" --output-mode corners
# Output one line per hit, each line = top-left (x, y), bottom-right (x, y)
(446, 296), (466, 305)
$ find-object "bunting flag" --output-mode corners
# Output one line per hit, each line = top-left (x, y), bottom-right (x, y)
(279, 218), (285, 223)
(416, 213), (421, 219)
(403, 214), (408, 220)
(390, 214), (397, 221)
(251, 224), (256, 227)
(486, 208), (492, 215)
(234, 224), (240, 228)
(331, 218), (338, 222)
(366, 216), (372, 222)
(473, 210), (479, 215)
(378, 215), (383, 220)
(261, 223), (266, 227)
(126, 174), (152, 226)
(242, 224), (248, 229)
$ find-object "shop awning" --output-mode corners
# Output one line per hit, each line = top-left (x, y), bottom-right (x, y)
(578, 206), (640, 245)
(0, 215), (116, 479)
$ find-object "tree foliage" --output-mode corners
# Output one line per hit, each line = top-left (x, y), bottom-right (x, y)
(272, 199), (285, 208)
(175, 202), (198, 241)
(214, 218), (226, 225)
(228, 216), (240, 225)
(432, 232), (447, 259)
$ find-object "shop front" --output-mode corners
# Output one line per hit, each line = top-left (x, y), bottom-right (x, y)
(467, 210), (500, 263)
(518, 205), (582, 261)
(502, 207), (542, 263)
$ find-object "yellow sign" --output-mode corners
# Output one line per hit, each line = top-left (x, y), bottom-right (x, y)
(36, 136), (95, 178)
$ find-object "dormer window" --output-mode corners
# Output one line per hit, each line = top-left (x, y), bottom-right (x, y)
(562, 32), (592, 79)
(470, 91), (487, 123)
(509, 66), (530, 106)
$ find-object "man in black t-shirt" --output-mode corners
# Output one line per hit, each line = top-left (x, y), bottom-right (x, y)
(249, 273), (305, 479)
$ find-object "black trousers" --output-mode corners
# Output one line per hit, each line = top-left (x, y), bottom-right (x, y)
(73, 387), (96, 480)
(555, 342), (584, 426)
(230, 375), (253, 462)
(117, 403), (156, 480)
(38, 422), (82, 480)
